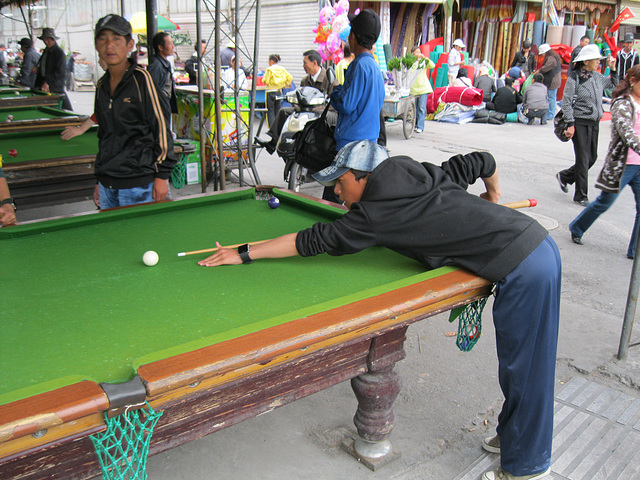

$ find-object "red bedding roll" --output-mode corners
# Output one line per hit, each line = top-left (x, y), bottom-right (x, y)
(427, 86), (484, 113)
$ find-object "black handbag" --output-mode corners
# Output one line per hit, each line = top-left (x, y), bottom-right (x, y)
(554, 72), (578, 142)
(293, 103), (337, 171)
(553, 110), (571, 142)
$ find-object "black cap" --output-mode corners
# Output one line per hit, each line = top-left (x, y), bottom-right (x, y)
(95, 14), (132, 39)
(19, 38), (32, 48)
(348, 9), (381, 45)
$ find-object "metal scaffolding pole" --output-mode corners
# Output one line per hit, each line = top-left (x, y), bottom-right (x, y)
(214, 0), (225, 190)
(146, 0), (158, 64)
(196, 0), (208, 193)
(618, 225), (640, 360)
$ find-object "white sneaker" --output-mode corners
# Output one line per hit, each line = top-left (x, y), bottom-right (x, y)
(482, 467), (550, 480)
(482, 434), (500, 453)
(414, 128), (423, 133)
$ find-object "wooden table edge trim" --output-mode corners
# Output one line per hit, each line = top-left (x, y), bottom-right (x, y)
(0, 381), (108, 445)
(140, 270), (492, 396)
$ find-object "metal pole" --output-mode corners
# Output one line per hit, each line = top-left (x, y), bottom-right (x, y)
(120, 0), (126, 17)
(196, 0), (207, 193)
(146, 0), (158, 64)
(247, 0), (261, 185)
(618, 223), (640, 359)
(233, 0), (243, 186)
(214, 0), (225, 190)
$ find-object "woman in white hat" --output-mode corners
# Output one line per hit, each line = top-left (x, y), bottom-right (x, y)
(556, 44), (617, 206)
(569, 64), (640, 258)
(448, 39), (465, 86)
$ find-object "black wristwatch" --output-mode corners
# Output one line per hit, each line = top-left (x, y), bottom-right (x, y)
(0, 197), (16, 211)
(238, 243), (253, 264)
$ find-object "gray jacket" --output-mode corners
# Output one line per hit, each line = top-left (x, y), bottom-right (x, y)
(17, 47), (39, 88)
(522, 82), (549, 110)
(561, 70), (618, 125)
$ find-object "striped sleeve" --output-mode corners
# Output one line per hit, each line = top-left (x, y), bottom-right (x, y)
(135, 65), (170, 166)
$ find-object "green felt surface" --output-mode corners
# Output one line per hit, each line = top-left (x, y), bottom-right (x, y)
(0, 106), (80, 122)
(0, 127), (98, 165)
(0, 90), (51, 100)
(1, 189), (440, 406)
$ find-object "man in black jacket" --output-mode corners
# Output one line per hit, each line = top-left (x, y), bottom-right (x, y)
(92, 14), (176, 209)
(510, 40), (535, 76)
(616, 32), (639, 82)
(185, 40), (206, 85)
(148, 32), (177, 122)
(486, 77), (523, 114)
(199, 140), (560, 480)
(35, 28), (72, 110)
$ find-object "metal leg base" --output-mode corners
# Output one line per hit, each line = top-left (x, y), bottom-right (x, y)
(340, 435), (401, 471)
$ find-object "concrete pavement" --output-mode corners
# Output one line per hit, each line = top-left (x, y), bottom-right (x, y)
(21, 91), (640, 479)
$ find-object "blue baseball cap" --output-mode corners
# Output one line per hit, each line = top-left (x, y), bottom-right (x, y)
(312, 140), (389, 186)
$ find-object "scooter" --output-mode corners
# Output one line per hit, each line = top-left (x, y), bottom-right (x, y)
(275, 86), (328, 191)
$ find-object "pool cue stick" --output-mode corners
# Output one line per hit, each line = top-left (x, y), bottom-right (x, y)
(177, 200), (537, 257)
(177, 239), (270, 257)
(502, 199), (537, 209)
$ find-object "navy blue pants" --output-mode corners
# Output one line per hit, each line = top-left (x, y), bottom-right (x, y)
(493, 236), (561, 476)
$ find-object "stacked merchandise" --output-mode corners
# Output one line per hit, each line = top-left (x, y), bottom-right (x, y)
(389, 3), (442, 58)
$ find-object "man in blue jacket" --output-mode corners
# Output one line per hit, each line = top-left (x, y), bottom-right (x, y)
(330, 9), (385, 150)
(199, 140), (560, 480)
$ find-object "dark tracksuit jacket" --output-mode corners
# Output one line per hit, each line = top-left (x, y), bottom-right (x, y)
(296, 153), (548, 282)
(94, 60), (176, 190)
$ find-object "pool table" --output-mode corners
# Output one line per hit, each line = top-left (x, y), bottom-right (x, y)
(0, 187), (493, 479)
(0, 106), (87, 133)
(0, 126), (98, 206)
(0, 89), (64, 109)
(1, 128), (194, 207)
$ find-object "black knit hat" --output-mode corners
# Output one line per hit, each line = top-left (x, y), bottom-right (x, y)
(348, 9), (381, 45)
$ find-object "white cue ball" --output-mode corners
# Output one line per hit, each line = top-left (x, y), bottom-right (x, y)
(143, 250), (159, 266)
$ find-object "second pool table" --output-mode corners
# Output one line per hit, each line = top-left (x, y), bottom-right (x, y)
(0, 89), (63, 109)
(0, 187), (492, 479)
(0, 106), (87, 133)
(0, 126), (99, 206)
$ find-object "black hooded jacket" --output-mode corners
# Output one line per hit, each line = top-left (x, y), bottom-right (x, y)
(296, 153), (548, 282)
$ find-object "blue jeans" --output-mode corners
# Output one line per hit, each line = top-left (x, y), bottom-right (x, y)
(99, 182), (154, 209)
(570, 164), (640, 258)
(494, 236), (561, 476)
(546, 88), (557, 120)
(415, 93), (428, 131)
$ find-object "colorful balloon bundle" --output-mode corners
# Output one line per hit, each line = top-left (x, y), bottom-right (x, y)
(314, 0), (356, 63)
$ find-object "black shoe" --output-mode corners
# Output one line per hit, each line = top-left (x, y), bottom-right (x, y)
(571, 233), (583, 245)
(541, 119), (547, 125)
(555, 173), (568, 193)
(528, 117), (535, 125)
(574, 198), (589, 207)
(255, 136), (275, 155)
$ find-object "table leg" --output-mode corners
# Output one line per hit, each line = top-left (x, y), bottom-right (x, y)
(344, 327), (407, 469)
